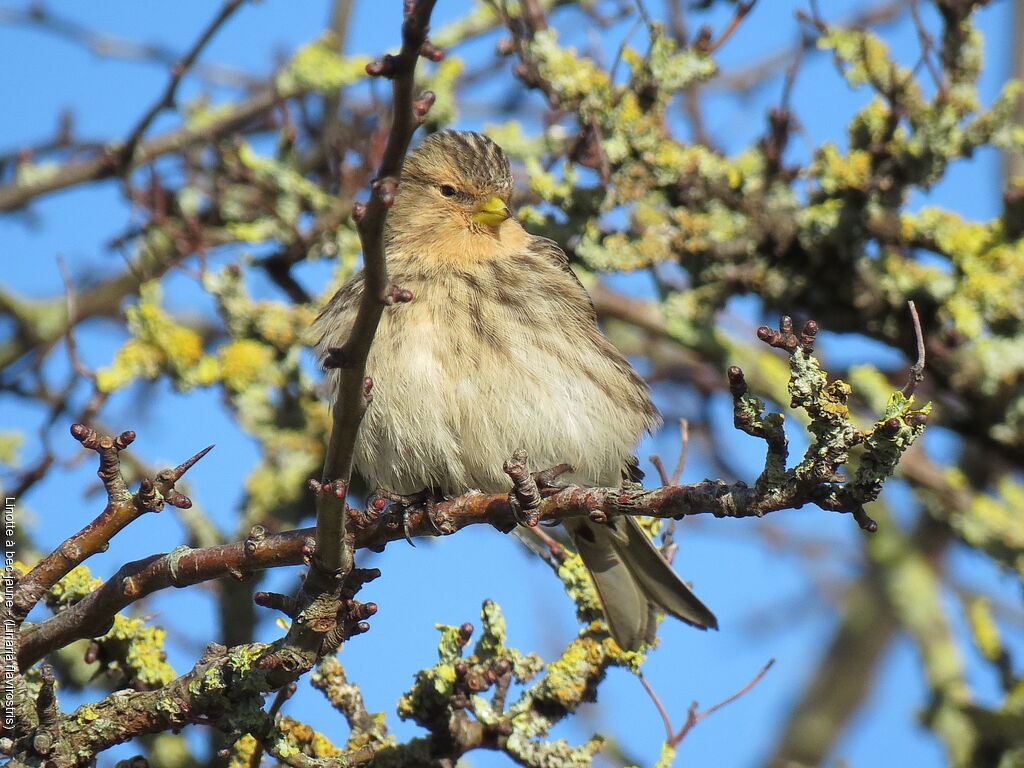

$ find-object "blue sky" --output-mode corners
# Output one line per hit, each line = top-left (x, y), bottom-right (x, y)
(2, 1), (1020, 766)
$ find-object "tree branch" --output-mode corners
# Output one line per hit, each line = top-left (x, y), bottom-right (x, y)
(118, 0), (248, 168)
(0, 85), (280, 212)
(0, 5), (259, 89)
(15, 459), (913, 671)
(312, 0), (439, 578)
(18, 315), (927, 670)
(12, 426), (208, 620)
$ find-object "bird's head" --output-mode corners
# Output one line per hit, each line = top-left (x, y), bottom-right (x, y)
(386, 131), (522, 263)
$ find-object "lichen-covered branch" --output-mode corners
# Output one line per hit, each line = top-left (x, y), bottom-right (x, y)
(17, 318), (925, 677)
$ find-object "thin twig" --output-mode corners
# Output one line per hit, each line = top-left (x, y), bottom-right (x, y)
(639, 673), (675, 743)
(322, 0), (356, 167)
(526, 525), (567, 567)
(671, 659), (775, 746)
(779, 30), (808, 112)
(609, 14), (644, 91)
(707, 1), (757, 54)
(670, 419), (689, 486)
(649, 455), (672, 487)
(902, 300), (926, 396)
(119, 0), (247, 168)
(909, 0), (944, 91)
(55, 254), (93, 383)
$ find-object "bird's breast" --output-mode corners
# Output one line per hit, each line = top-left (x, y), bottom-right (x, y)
(355, 269), (651, 495)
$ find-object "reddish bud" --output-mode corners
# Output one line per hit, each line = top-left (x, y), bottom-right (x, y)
(413, 90), (436, 118)
(905, 412), (928, 428)
(419, 41), (444, 61)
(366, 55), (398, 78)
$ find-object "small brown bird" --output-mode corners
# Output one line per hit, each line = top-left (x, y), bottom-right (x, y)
(313, 130), (716, 650)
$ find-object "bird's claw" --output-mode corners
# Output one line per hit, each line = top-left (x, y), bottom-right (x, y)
(376, 487), (450, 542)
(503, 454), (574, 528)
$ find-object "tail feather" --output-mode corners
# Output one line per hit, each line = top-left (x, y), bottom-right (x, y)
(616, 516), (718, 630)
(565, 516), (716, 650)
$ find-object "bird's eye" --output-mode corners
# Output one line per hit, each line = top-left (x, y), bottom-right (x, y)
(438, 184), (457, 198)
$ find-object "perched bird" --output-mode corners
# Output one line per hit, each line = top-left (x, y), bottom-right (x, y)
(313, 130), (716, 650)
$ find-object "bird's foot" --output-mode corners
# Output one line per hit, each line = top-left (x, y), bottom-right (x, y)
(503, 451), (574, 528)
(532, 463), (574, 527)
(532, 463), (573, 494)
(372, 487), (452, 544)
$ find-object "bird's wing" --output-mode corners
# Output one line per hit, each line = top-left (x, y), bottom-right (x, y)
(310, 271), (364, 361)
(525, 235), (596, 315)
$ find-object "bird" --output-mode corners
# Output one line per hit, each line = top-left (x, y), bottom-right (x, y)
(312, 130), (716, 650)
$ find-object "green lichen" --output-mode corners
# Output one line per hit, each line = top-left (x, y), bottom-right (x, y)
(275, 35), (370, 97)
(852, 393), (930, 492)
(99, 615), (176, 687)
(44, 565), (103, 609)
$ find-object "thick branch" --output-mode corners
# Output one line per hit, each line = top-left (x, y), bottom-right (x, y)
(313, 0), (438, 577)
(18, 527), (309, 670)
(19, 472), (893, 670)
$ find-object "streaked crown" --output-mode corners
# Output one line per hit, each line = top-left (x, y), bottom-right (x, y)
(401, 130), (514, 194)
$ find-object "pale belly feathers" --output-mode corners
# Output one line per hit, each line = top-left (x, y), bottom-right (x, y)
(352, 278), (648, 495)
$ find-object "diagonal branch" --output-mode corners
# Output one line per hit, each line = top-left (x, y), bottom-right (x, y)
(12, 426), (208, 620)
(18, 525), (310, 670)
(118, 0), (248, 169)
(0, 86), (280, 212)
(0, 5), (259, 89)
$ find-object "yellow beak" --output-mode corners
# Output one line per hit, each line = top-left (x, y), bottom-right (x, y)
(473, 196), (511, 227)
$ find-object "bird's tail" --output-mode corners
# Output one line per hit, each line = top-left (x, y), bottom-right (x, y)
(564, 515), (717, 651)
